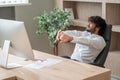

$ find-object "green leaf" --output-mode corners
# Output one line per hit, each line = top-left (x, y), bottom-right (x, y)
(34, 8), (70, 47)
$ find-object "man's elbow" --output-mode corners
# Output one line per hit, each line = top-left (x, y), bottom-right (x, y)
(97, 41), (106, 50)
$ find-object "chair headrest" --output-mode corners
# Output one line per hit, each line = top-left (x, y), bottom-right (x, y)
(102, 24), (112, 41)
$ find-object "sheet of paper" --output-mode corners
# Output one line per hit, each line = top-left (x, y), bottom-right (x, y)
(25, 58), (62, 69)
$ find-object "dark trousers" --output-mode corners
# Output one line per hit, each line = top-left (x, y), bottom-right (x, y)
(61, 56), (78, 61)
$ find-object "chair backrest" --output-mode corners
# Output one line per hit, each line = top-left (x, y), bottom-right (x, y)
(92, 24), (112, 67)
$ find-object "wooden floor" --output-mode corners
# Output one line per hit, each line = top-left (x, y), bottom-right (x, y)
(105, 51), (120, 76)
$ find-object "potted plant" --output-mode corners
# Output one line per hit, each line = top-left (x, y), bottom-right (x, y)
(35, 8), (70, 48)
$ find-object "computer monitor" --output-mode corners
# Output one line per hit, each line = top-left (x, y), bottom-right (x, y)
(0, 19), (34, 68)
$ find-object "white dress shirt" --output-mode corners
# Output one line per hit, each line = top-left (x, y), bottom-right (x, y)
(63, 30), (106, 63)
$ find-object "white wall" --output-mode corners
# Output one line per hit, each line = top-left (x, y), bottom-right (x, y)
(15, 0), (54, 54)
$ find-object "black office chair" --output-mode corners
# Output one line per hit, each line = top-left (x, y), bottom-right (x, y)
(91, 24), (112, 67)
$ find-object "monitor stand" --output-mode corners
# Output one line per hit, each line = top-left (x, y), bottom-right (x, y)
(0, 40), (22, 69)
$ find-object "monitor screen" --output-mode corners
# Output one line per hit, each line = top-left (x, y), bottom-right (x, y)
(0, 19), (34, 60)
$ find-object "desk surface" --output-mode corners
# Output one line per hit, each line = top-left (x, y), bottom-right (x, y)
(0, 50), (111, 80)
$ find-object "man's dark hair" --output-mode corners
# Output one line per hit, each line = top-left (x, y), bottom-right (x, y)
(88, 16), (107, 37)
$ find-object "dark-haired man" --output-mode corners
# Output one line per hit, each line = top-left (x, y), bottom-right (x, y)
(55, 16), (106, 63)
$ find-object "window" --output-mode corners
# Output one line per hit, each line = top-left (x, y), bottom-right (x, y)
(0, 0), (29, 4)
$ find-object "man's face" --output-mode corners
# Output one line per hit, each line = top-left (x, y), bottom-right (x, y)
(86, 21), (96, 33)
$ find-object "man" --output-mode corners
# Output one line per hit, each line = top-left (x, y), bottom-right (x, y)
(55, 16), (106, 63)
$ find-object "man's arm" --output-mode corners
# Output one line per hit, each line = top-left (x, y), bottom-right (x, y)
(55, 30), (82, 43)
(55, 30), (106, 50)
(71, 36), (106, 50)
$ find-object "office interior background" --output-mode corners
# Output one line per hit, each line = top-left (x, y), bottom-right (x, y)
(15, 0), (54, 54)
(0, 0), (120, 79)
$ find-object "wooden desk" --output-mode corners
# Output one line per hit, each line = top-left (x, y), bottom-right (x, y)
(0, 50), (111, 80)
